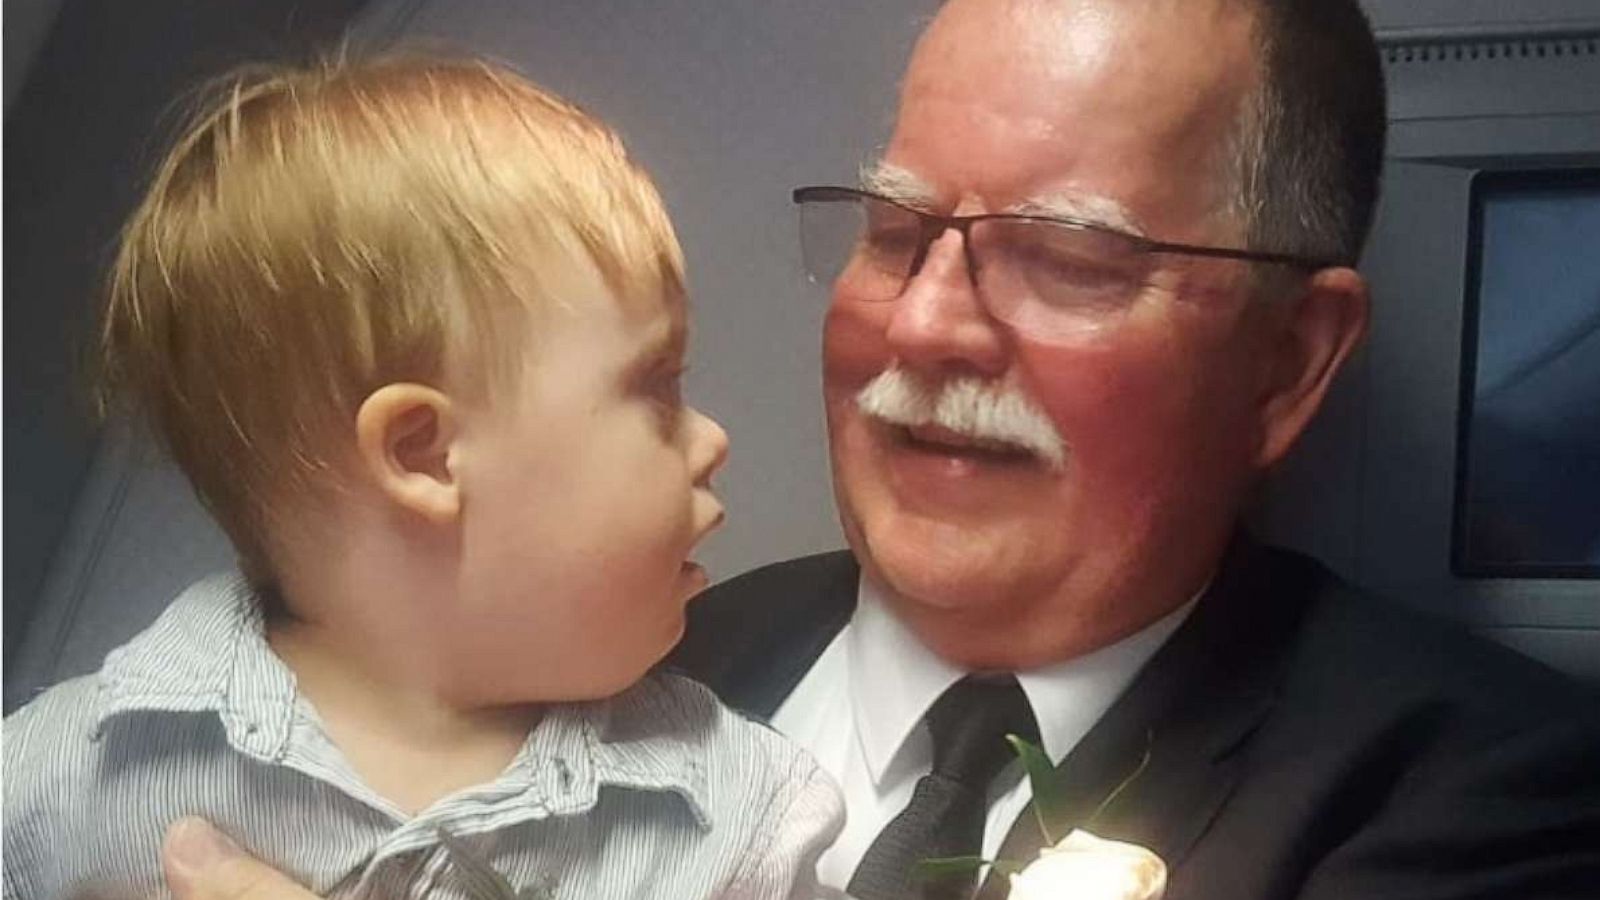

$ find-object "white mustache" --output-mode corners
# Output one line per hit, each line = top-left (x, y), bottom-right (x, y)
(856, 367), (1067, 469)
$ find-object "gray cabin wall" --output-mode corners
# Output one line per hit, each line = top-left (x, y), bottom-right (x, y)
(1256, 1), (1600, 677)
(2, 0), (377, 708)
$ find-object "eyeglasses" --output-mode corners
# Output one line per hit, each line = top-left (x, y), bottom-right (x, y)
(792, 186), (1336, 339)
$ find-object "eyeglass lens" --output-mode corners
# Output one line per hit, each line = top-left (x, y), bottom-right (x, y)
(798, 193), (1154, 338)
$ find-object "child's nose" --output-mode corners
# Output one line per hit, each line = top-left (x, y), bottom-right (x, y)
(687, 407), (729, 486)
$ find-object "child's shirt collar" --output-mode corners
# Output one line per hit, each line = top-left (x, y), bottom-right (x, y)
(90, 572), (713, 830)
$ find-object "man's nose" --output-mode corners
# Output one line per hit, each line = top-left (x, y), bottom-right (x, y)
(686, 407), (729, 487)
(884, 228), (1008, 377)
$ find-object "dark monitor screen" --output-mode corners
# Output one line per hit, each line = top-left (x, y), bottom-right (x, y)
(1454, 169), (1600, 578)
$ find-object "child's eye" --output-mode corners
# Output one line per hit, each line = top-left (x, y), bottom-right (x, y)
(643, 365), (686, 413)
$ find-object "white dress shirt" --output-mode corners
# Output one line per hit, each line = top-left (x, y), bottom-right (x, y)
(771, 575), (1197, 891)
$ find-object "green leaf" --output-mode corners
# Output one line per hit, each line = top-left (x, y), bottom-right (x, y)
(1086, 728), (1154, 829)
(1008, 733), (1067, 845)
(913, 856), (991, 877)
(913, 856), (1027, 879)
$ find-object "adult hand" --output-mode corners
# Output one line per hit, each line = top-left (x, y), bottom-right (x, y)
(162, 818), (321, 900)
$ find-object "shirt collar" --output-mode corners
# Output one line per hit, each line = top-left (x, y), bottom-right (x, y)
(847, 575), (1200, 784)
(93, 571), (298, 761)
(848, 576), (966, 782)
(579, 676), (716, 830)
(1014, 598), (1196, 764)
(92, 573), (714, 827)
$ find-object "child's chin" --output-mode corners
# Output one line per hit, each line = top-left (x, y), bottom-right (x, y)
(674, 564), (711, 606)
(600, 621), (689, 697)
(585, 660), (673, 700)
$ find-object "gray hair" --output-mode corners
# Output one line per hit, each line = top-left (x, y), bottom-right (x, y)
(1231, 0), (1387, 270)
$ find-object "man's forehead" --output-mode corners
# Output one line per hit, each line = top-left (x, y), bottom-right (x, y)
(888, 0), (1259, 236)
(917, 0), (1259, 104)
(922, 0), (1252, 42)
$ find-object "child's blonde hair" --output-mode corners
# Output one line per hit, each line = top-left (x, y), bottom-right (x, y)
(97, 53), (685, 583)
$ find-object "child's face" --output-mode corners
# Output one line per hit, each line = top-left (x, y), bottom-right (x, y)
(445, 273), (728, 703)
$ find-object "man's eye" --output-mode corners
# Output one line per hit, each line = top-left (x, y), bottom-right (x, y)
(1008, 242), (1138, 302)
(862, 224), (922, 259)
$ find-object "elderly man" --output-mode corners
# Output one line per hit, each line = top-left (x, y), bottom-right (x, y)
(673, 0), (1600, 897)
(162, 0), (1599, 898)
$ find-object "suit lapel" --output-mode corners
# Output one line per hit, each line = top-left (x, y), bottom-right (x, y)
(977, 537), (1306, 899)
(669, 551), (860, 718)
(742, 553), (857, 718)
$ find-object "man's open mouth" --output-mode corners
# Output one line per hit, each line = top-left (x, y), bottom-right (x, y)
(895, 423), (1038, 462)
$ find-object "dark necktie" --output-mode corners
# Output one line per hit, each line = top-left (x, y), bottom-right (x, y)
(847, 676), (1040, 900)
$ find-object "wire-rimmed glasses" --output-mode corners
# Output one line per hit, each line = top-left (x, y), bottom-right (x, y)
(793, 185), (1335, 340)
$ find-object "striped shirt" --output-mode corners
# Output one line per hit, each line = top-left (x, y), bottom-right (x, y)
(3, 574), (844, 900)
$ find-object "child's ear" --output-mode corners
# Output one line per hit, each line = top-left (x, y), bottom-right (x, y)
(355, 384), (461, 525)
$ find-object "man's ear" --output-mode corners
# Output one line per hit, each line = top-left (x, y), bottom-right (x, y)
(1256, 267), (1369, 468)
(354, 383), (461, 525)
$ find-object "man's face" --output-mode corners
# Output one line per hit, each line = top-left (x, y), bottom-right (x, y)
(824, 0), (1283, 667)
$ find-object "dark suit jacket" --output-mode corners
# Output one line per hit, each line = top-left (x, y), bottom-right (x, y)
(667, 539), (1600, 899)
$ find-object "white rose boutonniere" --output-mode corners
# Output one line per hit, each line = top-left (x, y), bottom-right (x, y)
(1008, 829), (1166, 900)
